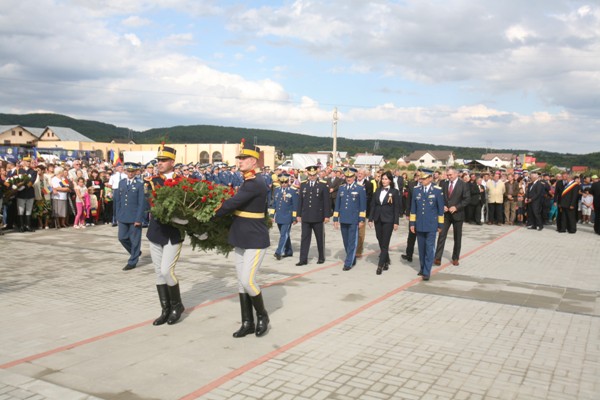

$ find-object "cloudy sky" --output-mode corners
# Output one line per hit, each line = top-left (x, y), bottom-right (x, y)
(1, 0), (599, 154)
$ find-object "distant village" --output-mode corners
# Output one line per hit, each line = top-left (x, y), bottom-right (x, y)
(0, 124), (594, 175)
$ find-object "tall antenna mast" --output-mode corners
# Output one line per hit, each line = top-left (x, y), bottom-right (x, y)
(332, 107), (338, 167)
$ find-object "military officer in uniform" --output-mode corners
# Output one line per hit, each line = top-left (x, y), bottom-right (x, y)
(296, 165), (331, 266)
(409, 172), (444, 281)
(333, 167), (367, 271)
(114, 162), (146, 271)
(215, 141), (271, 338)
(146, 145), (186, 326)
(269, 173), (298, 260)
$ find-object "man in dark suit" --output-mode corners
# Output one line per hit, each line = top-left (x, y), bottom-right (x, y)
(558, 173), (580, 234)
(327, 168), (343, 212)
(114, 162), (145, 271)
(554, 172), (566, 231)
(296, 165), (331, 265)
(434, 167), (470, 266)
(591, 175), (600, 234)
(401, 171), (421, 262)
(525, 172), (545, 230)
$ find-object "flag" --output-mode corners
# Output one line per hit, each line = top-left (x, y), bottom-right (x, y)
(109, 149), (115, 163)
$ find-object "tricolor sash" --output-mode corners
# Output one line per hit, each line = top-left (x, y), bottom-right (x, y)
(562, 181), (577, 196)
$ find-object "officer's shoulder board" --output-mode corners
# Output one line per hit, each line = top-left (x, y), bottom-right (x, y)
(434, 185), (442, 190)
(319, 179), (327, 184)
(300, 180), (307, 184)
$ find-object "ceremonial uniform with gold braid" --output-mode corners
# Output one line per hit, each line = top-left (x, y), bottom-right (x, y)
(333, 176), (367, 270)
(269, 177), (298, 258)
(296, 169), (331, 265)
(147, 145), (185, 326)
(114, 163), (145, 270)
(409, 182), (444, 279)
(215, 140), (271, 338)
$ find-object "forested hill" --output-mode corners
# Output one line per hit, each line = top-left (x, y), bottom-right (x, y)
(1, 113), (598, 168)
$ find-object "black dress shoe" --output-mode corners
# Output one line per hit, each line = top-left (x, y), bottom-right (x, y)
(417, 270), (423, 276)
(342, 265), (351, 271)
(317, 259), (325, 264)
(296, 261), (307, 266)
(123, 264), (136, 271)
(422, 275), (430, 281)
(376, 266), (383, 275)
(401, 254), (413, 262)
(383, 262), (389, 271)
(274, 253), (282, 260)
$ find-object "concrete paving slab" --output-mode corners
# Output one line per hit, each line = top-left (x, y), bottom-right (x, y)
(1, 221), (599, 399)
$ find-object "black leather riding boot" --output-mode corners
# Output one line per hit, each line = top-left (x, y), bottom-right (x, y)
(232, 293), (255, 338)
(251, 292), (270, 337)
(24, 215), (35, 232)
(153, 285), (171, 326)
(166, 284), (185, 325)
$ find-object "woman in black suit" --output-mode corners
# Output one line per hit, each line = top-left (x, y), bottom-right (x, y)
(368, 171), (402, 275)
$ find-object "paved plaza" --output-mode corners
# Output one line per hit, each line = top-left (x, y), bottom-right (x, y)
(0, 220), (599, 400)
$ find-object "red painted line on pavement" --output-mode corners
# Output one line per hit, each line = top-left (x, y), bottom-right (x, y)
(179, 227), (520, 399)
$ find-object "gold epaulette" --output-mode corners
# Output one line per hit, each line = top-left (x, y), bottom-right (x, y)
(434, 185), (442, 189)
(320, 179), (327, 184)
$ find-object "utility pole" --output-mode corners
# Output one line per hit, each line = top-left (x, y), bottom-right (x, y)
(332, 107), (338, 167)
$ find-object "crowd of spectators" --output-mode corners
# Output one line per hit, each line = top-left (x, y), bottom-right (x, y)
(1, 155), (598, 237)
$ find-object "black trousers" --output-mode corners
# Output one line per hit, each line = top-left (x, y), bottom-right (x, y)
(435, 216), (463, 261)
(299, 221), (325, 263)
(556, 206), (564, 231)
(529, 200), (543, 229)
(560, 207), (577, 233)
(404, 228), (416, 257)
(594, 205), (600, 234)
(488, 203), (503, 223)
(374, 221), (394, 267)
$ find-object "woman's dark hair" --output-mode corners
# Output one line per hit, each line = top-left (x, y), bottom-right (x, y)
(379, 171), (395, 190)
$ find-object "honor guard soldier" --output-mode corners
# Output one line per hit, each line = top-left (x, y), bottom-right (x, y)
(146, 145), (186, 325)
(409, 172), (444, 281)
(15, 155), (38, 232)
(269, 173), (298, 260)
(296, 165), (331, 266)
(333, 167), (367, 271)
(215, 140), (271, 338)
(114, 162), (145, 271)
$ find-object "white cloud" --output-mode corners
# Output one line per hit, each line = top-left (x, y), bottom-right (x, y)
(122, 15), (151, 27)
(124, 33), (142, 47)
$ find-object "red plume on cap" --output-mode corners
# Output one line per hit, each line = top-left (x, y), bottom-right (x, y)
(240, 138), (245, 150)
